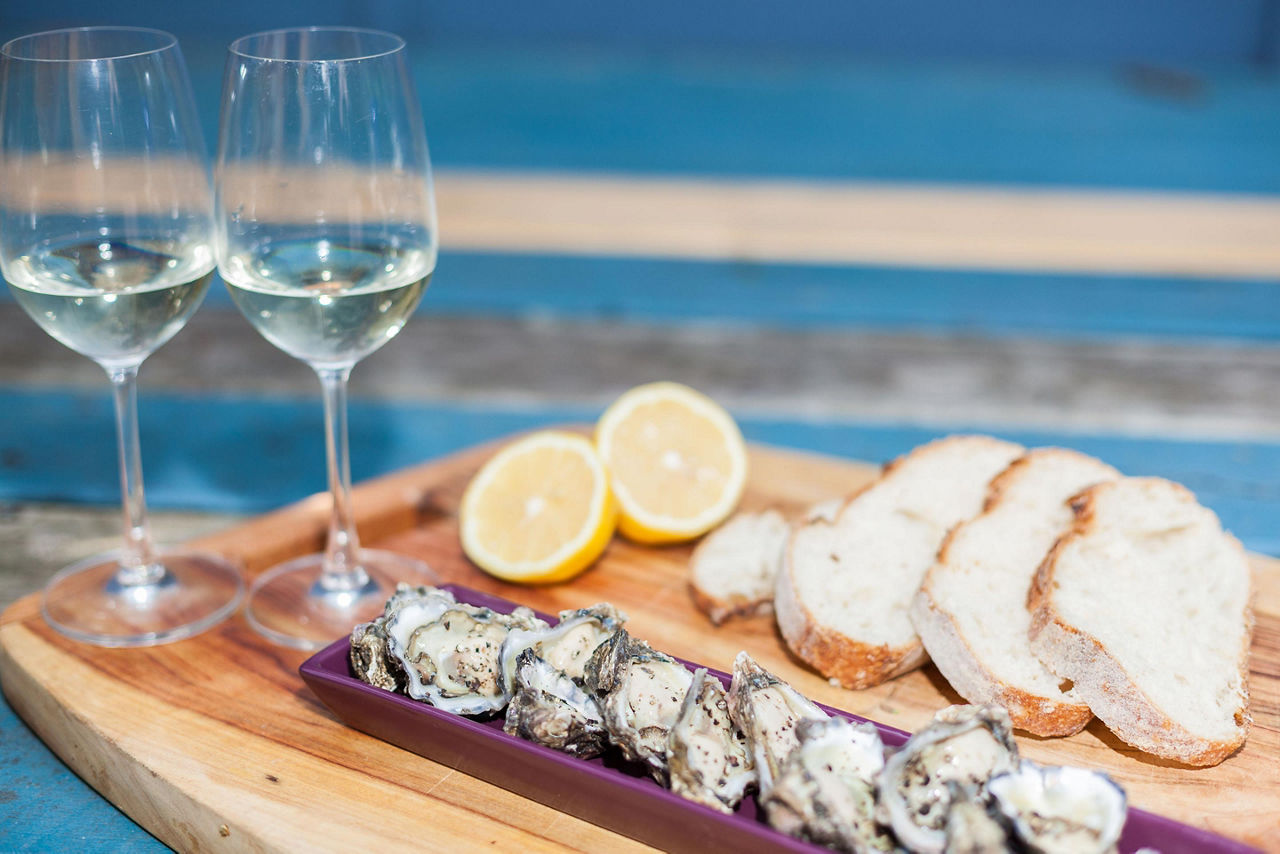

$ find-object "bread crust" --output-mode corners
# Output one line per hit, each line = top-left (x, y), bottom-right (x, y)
(775, 551), (928, 688)
(775, 435), (1022, 690)
(1028, 479), (1253, 767)
(911, 583), (1092, 736)
(688, 582), (773, 626)
(913, 448), (1110, 736)
(775, 487), (925, 689)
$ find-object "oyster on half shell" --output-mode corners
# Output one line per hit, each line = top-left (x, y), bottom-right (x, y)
(584, 629), (694, 784)
(389, 601), (547, 715)
(762, 716), (893, 853)
(666, 668), (756, 813)
(499, 603), (626, 693)
(726, 651), (829, 798)
(987, 761), (1127, 854)
(503, 648), (609, 758)
(350, 584), (457, 692)
(878, 704), (1020, 854)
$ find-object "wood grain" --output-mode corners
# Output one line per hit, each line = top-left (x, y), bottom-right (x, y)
(1, 439), (1277, 852)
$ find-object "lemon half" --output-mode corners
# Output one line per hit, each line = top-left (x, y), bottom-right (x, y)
(460, 431), (617, 583)
(596, 382), (748, 544)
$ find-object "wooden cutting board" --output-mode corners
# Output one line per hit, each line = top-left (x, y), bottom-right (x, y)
(1, 439), (1277, 852)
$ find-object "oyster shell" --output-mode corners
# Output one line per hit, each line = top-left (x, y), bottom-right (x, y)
(878, 704), (1020, 854)
(726, 651), (829, 798)
(987, 761), (1126, 854)
(666, 668), (756, 813)
(499, 603), (626, 693)
(350, 618), (399, 691)
(943, 783), (1011, 854)
(390, 601), (548, 715)
(762, 716), (893, 853)
(350, 585), (458, 692)
(503, 648), (609, 758)
(584, 629), (694, 784)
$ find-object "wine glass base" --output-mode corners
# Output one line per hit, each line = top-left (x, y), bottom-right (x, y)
(245, 549), (437, 651)
(42, 549), (245, 648)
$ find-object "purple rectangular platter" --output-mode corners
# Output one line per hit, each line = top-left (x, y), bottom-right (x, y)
(299, 583), (1260, 854)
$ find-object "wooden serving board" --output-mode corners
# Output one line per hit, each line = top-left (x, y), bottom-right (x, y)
(1, 439), (1277, 852)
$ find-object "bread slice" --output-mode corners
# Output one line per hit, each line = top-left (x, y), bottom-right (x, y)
(775, 435), (1024, 689)
(1028, 477), (1253, 766)
(690, 501), (844, 625)
(690, 510), (790, 625)
(910, 448), (1119, 736)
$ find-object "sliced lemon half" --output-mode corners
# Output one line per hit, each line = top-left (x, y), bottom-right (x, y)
(460, 431), (617, 583)
(595, 381), (748, 544)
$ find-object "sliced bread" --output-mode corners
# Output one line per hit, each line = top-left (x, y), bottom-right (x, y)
(690, 500), (846, 625)
(1028, 477), (1253, 766)
(775, 435), (1025, 689)
(690, 510), (790, 624)
(910, 448), (1119, 736)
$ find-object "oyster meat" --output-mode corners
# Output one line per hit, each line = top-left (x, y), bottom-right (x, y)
(987, 761), (1127, 854)
(877, 704), (1020, 854)
(726, 651), (829, 798)
(389, 601), (547, 715)
(350, 584), (457, 692)
(762, 716), (893, 853)
(503, 648), (609, 758)
(666, 668), (756, 813)
(584, 629), (694, 784)
(500, 603), (626, 693)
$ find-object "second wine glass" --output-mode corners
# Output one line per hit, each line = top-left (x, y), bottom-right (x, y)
(214, 27), (438, 649)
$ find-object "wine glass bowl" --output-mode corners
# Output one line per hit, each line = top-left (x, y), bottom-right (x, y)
(215, 27), (438, 649)
(0, 27), (244, 647)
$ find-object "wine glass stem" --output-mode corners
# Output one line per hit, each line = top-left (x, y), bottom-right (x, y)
(106, 363), (163, 587)
(316, 366), (367, 593)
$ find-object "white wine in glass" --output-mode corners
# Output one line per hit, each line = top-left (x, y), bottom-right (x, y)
(215, 27), (439, 650)
(0, 27), (244, 647)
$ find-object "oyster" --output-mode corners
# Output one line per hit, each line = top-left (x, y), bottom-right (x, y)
(350, 585), (458, 692)
(350, 618), (399, 691)
(762, 716), (892, 853)
(666, 668), (756, 813)
(584, 629), (694, 784)
(726, 651), (829, 798)
(499, 603), (626, 693)
(878, 704), (1019, 854)
(389, 601), (548, 715)
(943, 783), (1011, 854)
(503, 648), (609, 758)
(987, 761), (1126, 854)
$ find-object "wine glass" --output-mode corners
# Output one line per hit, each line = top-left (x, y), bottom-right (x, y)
(214, 27), (438, 650)
(0, 28), (244, 646)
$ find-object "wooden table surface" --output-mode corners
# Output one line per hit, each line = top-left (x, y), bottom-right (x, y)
(2, 10), (1280, 852)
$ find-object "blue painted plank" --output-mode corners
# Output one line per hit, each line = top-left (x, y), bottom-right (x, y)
(1, 34), (1270, 194)
(45, 253), (1280, 343)
(0, 688), (167, 854)
(0, 0), (1270, 65)
(4, 28), (1279, 191)
(396, 52), (1280, 193)
(412, 253), (1280, 342)
(396, 51), (1280, 194)
(9, 253), (1269, 343)
(1, 388), (1277, 555)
